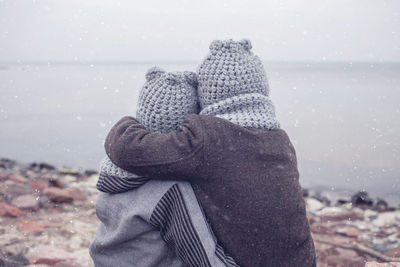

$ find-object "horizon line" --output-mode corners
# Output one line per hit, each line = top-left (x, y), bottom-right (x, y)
(1, 60), (400, 66)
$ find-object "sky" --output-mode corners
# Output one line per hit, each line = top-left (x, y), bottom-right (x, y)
(0, 0), (399, 62)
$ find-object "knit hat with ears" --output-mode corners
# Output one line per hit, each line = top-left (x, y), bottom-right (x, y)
(197, 39), (280, 130)
(136, 66), (199, 133)
(99, 66), (199, 188)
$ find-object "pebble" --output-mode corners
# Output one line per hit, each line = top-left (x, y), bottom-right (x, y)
(43, 188), (74, 203)
(319, 210), (363, 223)
(16, 220), (48, 233)
(317, 206), (345, 215)
(335, 226), (360, 237)
(27, 245), (72, 265)
(351, 191), (374, 206)
(372, 211), (400, 227)
(8, 173), (28, 184)
(11, 194), (40, 211)
(30, 179), (49, 191)
(365, 262), (400, 267)
(364, 209), (379, 220)
(384, 245), (400, 257)
(1, 158), (400, 267)
(325, 247), (364, 267)
(305, 197), (324, 213)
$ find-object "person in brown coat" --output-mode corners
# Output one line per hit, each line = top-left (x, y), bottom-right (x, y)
(105, 39), (316, 267)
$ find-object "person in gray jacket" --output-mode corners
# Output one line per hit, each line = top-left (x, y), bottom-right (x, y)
(89, 67), (238, 267)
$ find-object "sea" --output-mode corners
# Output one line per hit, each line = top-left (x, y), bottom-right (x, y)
(0, 61), (399, 205)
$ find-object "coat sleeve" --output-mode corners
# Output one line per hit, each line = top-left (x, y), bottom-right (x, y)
(104, 114), (205, 181)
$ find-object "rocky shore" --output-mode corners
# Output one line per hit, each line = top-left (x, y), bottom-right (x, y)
(0, 158), (399, 267)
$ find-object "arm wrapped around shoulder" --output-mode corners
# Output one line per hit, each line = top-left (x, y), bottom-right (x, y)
(104, 114), (205, 180)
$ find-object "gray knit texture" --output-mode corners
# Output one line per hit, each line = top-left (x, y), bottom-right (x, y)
(137, 66), (199, 134)
(198, 39), (280, 130)
(102, 67), (199, 181)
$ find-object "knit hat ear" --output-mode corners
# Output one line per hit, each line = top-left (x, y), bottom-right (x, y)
(239, 39), (252, 50)
(209, 40), (223, 54)
(145, 66), (166, 81)
(183, 71), (198, 87)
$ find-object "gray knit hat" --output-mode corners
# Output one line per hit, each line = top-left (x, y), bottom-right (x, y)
(100, 66), (199, 184)
(136, 66), (199, 133)
(198, 39), (280, 130)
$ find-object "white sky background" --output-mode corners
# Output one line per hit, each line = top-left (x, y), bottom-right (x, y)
(0, 0), (399, 62)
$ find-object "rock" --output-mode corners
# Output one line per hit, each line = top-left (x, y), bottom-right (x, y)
(84, 169), (98, 176)
(364, 209), (379, 220)
(0, 254), (30, 267)
(330, 235), (356, 245)
(387, 232), (400, 245)
(351, 190), (373, 207)
(384, 246), (400, 257)
(7, 173), (27, 184)
(314, 241), (334, 263)
(0, 158), (16, 169)
(365, 262), (400, 267)
(317, 206), (346, 214)
(64, 175), (77, 183)
(375, 198), (389, 211)
(38, 162), (56, 170)
(337, 199), (351, 205)
(0, 172), (8, 181)
(335, 226), (360, 237)
(80, 174), (99, 188)
(325, 247), (364, 267)
(11, 194), (40, 210)
(305, 197), (324, 213)
(16, 220), (48, 232)
(49, 179), (66, 188)
(43, 188), (73, 203)
(0, 181), (31, 201)
(372, 237), (387, 253)
(66, 187), (86, 201)
(353, 221), (370, 231)
(372, 211), (400, 227)
(313, 193), (331, 205)
(319, 210), (363, 222)
(27, 245), (72, 265)
(30, 179), (49, 191)
(0, 172), (27, 184)
(0, 201), (22, 217)
(339, 202), (353, 211)
(29, 162), (56, 171)
(58, 168), (80, 176)
(311, 224), (335, 235)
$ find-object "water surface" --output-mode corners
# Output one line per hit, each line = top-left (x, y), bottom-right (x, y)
(0, 62), (399, 205)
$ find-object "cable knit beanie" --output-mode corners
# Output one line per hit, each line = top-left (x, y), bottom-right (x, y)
(136, 66), (199, 133)
(198, 39), (280, 130)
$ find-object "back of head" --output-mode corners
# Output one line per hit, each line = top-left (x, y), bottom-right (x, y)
(136, 66), (199, 133)
(197, 39), (280, 130)
(198, 39), (269, 109)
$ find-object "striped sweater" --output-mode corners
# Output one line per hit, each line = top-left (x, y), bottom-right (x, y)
(90, 158), (238, 267)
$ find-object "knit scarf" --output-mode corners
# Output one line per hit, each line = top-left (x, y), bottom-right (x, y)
(199, 93), (280, 130)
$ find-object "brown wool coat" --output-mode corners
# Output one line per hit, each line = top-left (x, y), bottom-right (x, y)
(105, 114), (316, 267)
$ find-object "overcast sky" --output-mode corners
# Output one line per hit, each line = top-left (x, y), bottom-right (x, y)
(0, 0), (399, 62)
